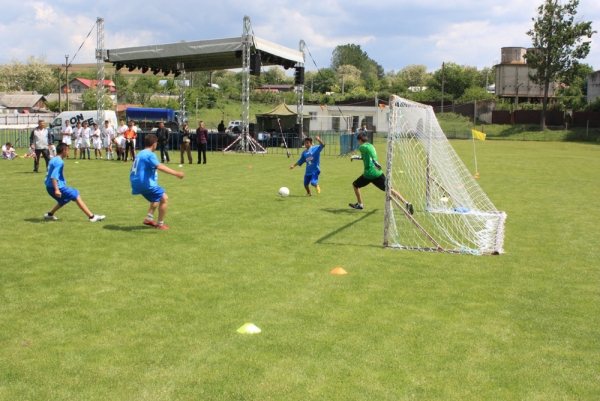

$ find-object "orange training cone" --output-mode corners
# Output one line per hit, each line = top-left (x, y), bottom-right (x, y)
(330, 267), (347, 275)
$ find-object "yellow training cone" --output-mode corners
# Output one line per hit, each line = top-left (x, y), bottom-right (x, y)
(237, 323), (261, 334)
(330, 267), (347, 275)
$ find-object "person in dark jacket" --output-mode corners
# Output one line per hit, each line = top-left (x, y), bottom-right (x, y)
(196, 121), (208, 164)
(30, 120), (54, 173)
(155, 121), (170, 163)
(217, 120), (225, 133)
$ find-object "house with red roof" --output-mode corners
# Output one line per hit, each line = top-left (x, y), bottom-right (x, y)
(61, 78), (116, 94)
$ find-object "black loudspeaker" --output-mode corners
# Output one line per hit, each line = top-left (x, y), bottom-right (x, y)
(294, 66), (305, 85)
(250, 54), (261, 76)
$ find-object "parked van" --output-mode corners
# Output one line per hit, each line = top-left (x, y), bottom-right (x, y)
(49, 110), (118, 139)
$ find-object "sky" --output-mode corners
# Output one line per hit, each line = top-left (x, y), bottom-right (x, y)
(1, 0), (599, 74)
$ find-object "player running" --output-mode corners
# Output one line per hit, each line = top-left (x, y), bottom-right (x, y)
(289, 136), (325, 196)
(43, 143), (105, 222)
(130, 134), (184, 230)
(349, 132), (413, 214)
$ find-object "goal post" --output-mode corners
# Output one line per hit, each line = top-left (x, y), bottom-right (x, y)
(383, 95), (506, 255)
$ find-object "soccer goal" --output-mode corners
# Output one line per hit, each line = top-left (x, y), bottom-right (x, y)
(383, 95), (506, 255)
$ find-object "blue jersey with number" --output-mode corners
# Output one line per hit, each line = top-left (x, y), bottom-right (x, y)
(296, 145), (323, 176)
(130, 149), (160, 194)
(45, 157), (67, 189)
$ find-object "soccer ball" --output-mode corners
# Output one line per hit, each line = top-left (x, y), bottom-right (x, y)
(279, 187), (290, 197)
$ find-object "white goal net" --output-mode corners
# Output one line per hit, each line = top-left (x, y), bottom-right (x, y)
(383, 95), (506, 255)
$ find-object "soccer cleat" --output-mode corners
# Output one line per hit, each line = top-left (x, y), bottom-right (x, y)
(143, 219), (157, 227)
(155, 224), (170, 230)
(305, 192), (312, 197)
(89, 215), (106, 222)
(349, 203), (364, 210)
(44, 213), (57, 220)
(406, 202), (414, 215)
(315, 185), (321, 194)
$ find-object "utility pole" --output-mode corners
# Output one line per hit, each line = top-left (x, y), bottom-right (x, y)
(57, 68), (62, 113)
(311, 78), (313, 95)
(63, 55), (69, 111)
(485, 71), (489, 91)
(441, 62), (445, 113)
(341, 74), (345, 95)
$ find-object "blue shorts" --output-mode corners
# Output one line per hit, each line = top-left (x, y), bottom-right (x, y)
(136, 186), (165, 203)
(303, 171), (320, 187)
(46, 186), (79, 207)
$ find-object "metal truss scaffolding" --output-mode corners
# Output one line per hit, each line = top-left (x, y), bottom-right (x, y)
(96, 17), (106, 125)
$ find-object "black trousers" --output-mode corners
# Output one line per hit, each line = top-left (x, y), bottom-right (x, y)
(197, 143), (207, 164)
(34, 149), (50, 172)
(158, 143), (170, 162)
(124, 140), (135, 161)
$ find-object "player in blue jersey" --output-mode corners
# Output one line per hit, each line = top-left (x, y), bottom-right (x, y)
(289, 136), (325, 196)
(43, 143), (105, 222)
(130, 134), (184, 230)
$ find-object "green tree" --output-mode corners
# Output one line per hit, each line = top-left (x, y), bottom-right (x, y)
(264, 67), (288, 85)
(330, 44), (383, 79)
(399, 64), (429, 88)
(81, 88), (113, 110)
(428, 62), (480, 100)
(525, 0), (595, 130)
(460, 86), (495, 102)
(131, 76), (161, 105)
(312, 68), (338, 93)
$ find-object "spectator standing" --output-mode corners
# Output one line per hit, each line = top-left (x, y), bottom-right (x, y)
(156, 121), (171, 163)
(217, 120), (225, 133)
(91, 123), (103, 159)
(81, 121), (91, 159)
(30, 120), (53, 173)
(196, 121), (208, 164)
(61, 120), (73, 158)
(180, 123), (192, 164)
(102, 120), (115, 160)
(123, 120), (137, 162)
(73, 121), (82, 160)
(115, 119), (127, 161)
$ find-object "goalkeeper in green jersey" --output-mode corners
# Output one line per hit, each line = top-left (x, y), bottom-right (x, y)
(349, 132), (413, 214)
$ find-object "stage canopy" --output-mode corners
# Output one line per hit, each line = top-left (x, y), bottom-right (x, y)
(255, 103), (310, 135)
(105, 36), (304, 73)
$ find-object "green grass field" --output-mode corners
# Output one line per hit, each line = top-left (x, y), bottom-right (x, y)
(1, 140), (599, 399)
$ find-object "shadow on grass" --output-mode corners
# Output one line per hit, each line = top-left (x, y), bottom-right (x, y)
(316, 209), (378, 245)
(23, 218), (49, 224)
(102, 225), (151, 232)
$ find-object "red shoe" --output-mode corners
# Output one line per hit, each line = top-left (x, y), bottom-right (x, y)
(143, 219), (157, 227)
(155, 224), (170, 230)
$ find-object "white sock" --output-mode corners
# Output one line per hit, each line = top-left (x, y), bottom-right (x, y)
(146, 213), (153, 220)
(157, 220), (164, 226)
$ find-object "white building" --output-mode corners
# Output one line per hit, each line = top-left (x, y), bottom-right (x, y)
(495, 47), (558, 99)
(290, 100), (390, 133)
(587, 71), (600, 103)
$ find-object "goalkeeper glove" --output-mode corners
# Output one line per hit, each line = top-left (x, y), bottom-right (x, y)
(350, 155), (362, 161)
(373, 159), (382, 170)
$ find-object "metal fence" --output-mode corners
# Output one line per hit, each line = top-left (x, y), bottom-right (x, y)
(0, 129), (31, 148)
(0, 113), (58, 126)
(130, 130), (373, 158)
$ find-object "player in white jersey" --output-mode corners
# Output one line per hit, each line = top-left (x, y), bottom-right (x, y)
(91, 123), (103, 159)
(61, 120), (73, 158)
(81, 121), (91, 159)
(102, 120), (115, 160)
(115, 119), (127, 161)
(73, 121), (83, 160)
